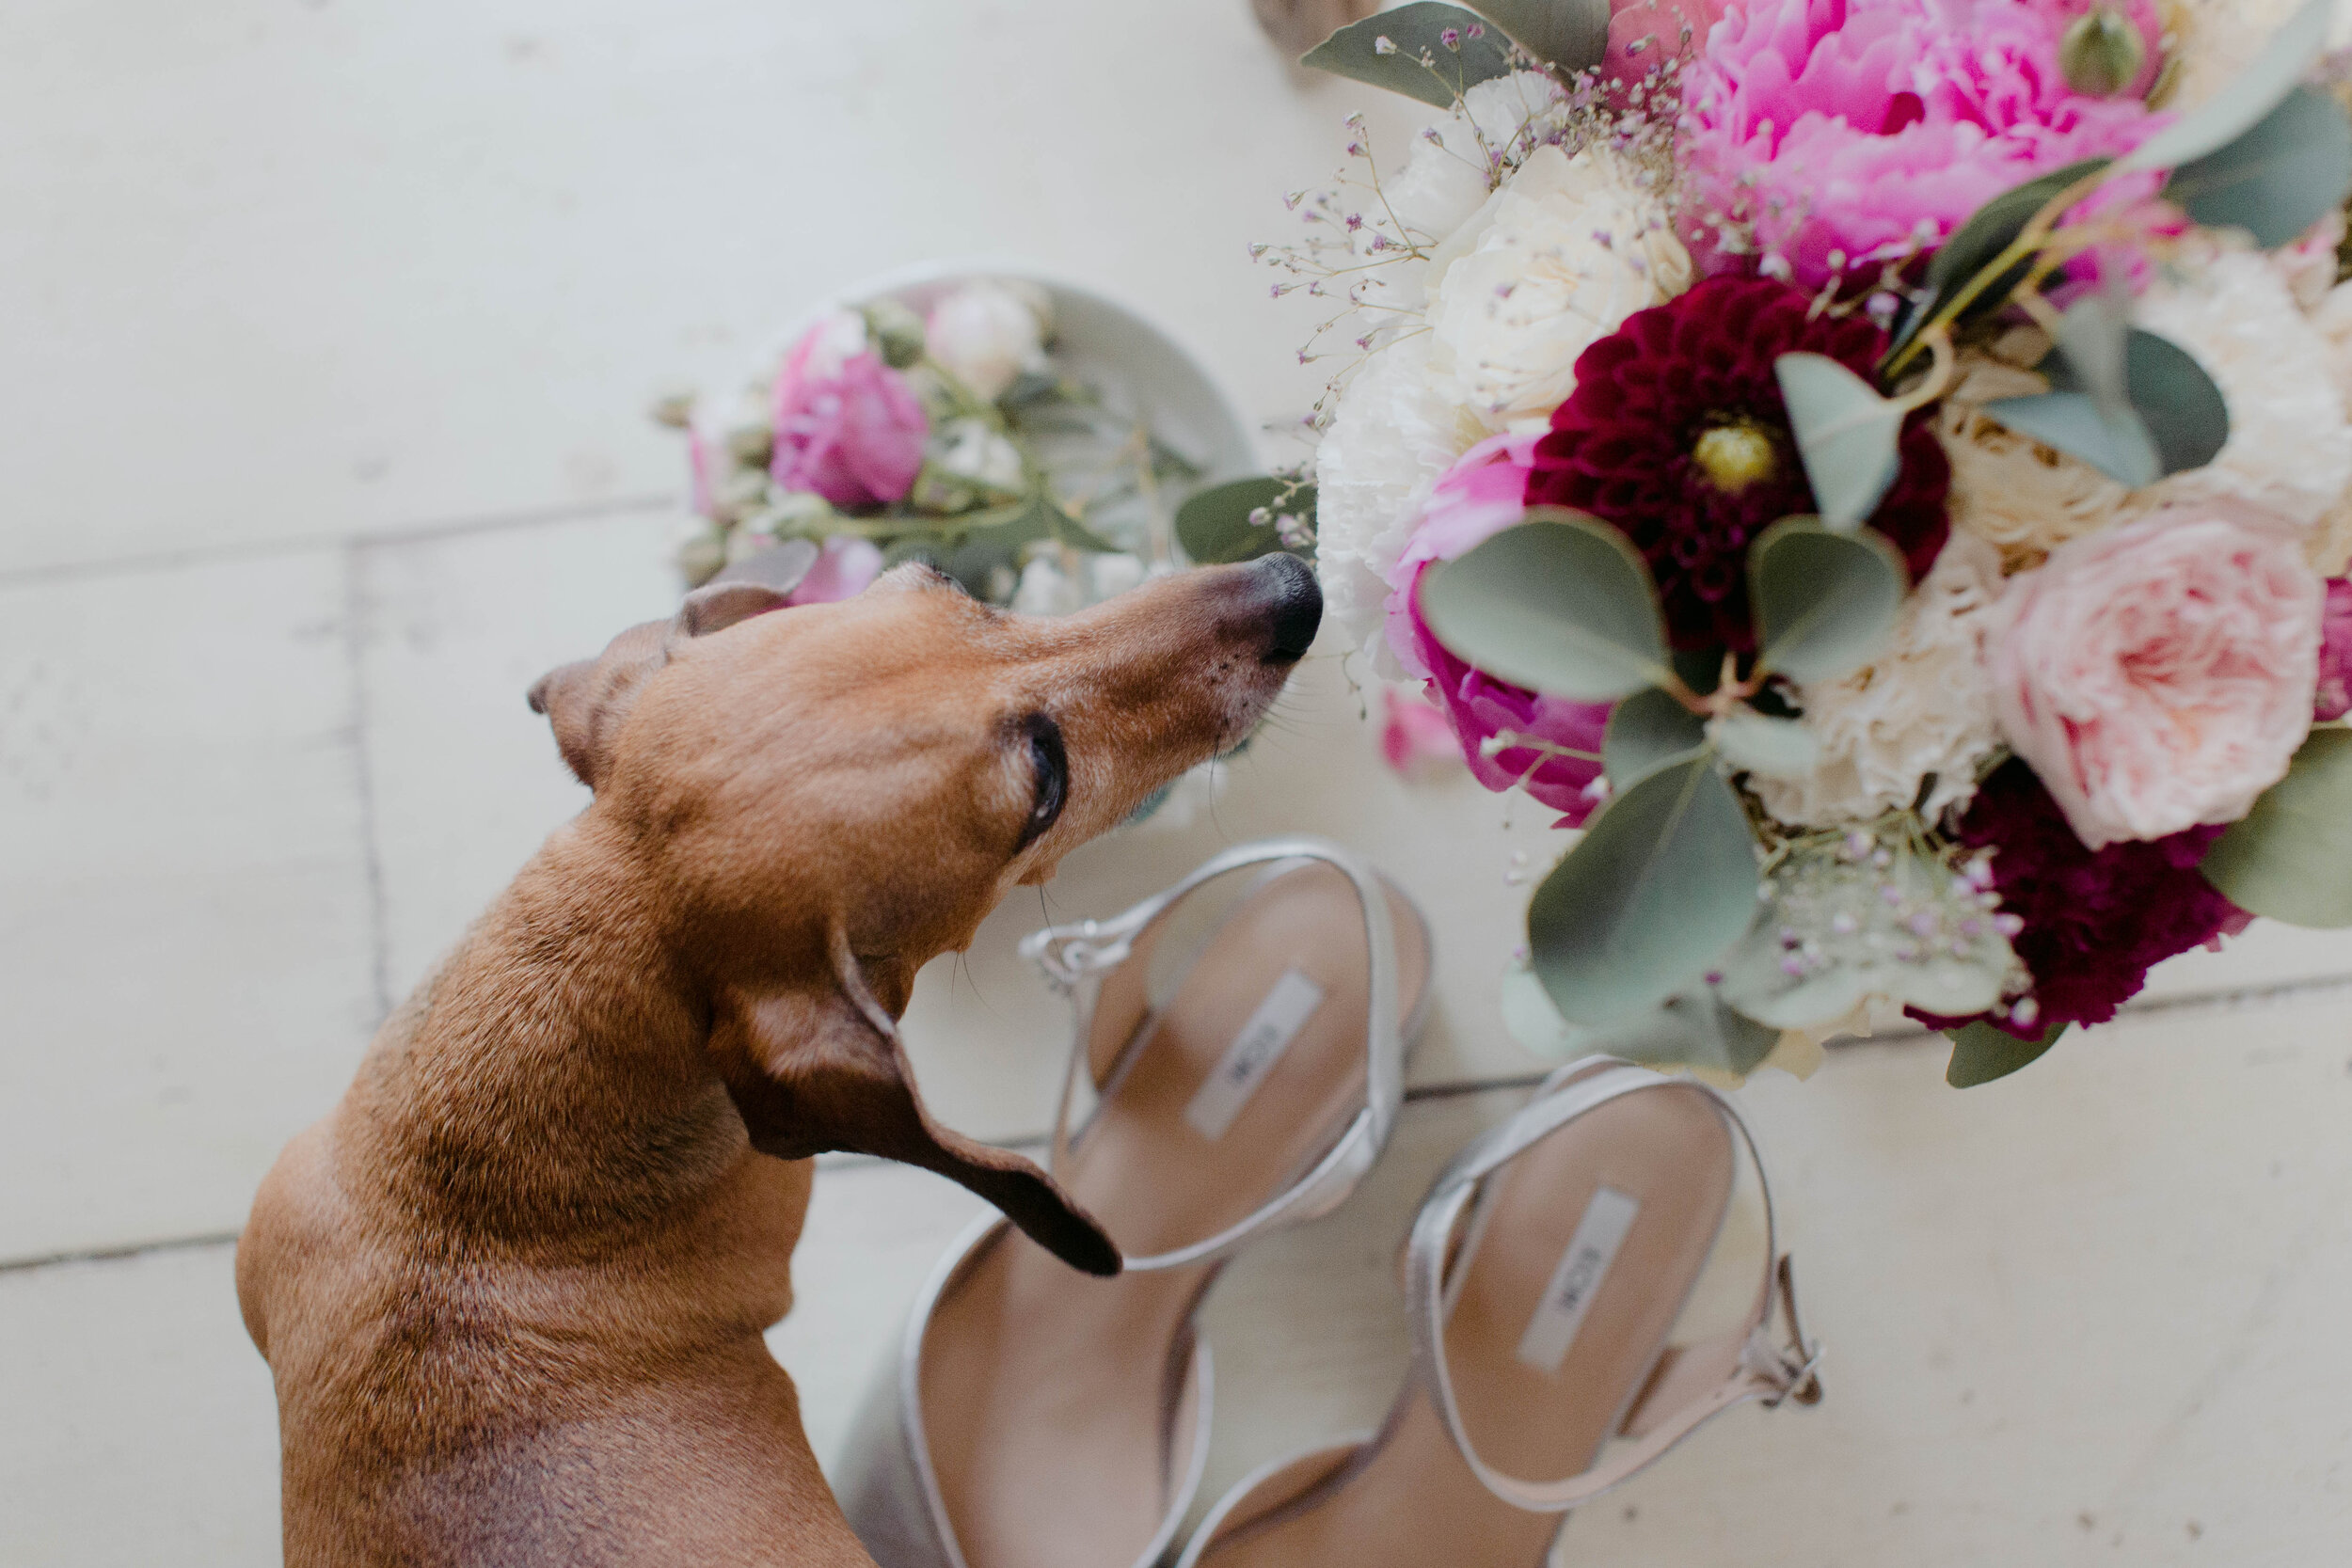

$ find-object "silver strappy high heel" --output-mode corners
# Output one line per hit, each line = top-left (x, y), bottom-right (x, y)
(1177, 1057), (1820, 1568)
(835, 838), (1434, 1568)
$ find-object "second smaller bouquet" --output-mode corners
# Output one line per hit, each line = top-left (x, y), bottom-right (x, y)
(660, 276), (1210, 613)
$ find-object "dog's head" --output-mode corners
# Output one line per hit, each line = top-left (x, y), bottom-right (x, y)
(527, 554), (1320, 1274)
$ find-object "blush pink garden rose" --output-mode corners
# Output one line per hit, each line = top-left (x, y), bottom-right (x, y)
(770, 319), (928, 511)
(789, 536), (887, 605)
(1677, 0), (2167, 287)
(1990, 503), (2326, 851)
(1382, 433), (1613, 823)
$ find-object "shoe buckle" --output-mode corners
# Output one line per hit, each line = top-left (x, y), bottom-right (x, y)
(1750, 1254), (1824, 1408)
(1020, 922), (1136, 992)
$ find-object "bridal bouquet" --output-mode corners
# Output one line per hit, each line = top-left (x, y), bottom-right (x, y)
(659, 277), (1206, 612)
(1279, 0), (2352, 1083)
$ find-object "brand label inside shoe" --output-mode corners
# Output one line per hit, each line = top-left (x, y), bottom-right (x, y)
(1183, 969), (1327, 1141)
(1516, 1186), (1643, 1374)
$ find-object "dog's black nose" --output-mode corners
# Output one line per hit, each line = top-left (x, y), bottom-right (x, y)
(1253, 552), (1323, 664)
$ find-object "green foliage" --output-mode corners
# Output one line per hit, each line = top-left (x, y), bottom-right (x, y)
(1460, 0), (1610, 72)
(1773, 354), (1906, 531)
(2201, 727), (2352, 927)
(1946, 1021), (2069, 1087)
(1299, 2), (1517, 108)
(1526, 752), (1761, 1025)
(1884, 159), (2110, 362)
(1749, 517), (1909, 685)
(1984, 299), (2228, 486)
(1174, 477), (1314, 565)
(1603, 687), (1708, 784)
(1420, 510), (1674, 702)
(2168, 85), (2352, 248)
(1709, 708), (1821, 779)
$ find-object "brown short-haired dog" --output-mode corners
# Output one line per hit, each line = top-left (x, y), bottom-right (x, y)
(236, 556), (1321, 1566)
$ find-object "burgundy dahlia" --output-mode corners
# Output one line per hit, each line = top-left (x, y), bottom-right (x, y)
(1524, 277), (1950, 651)
(1942, 762), (2251, 1037)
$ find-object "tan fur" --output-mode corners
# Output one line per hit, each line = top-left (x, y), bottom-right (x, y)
(238, 560), (1318, 1566)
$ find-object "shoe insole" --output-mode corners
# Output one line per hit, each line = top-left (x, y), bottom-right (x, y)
(917, 863), (1431, 1568)
(1197, 1082), (1735, 1568)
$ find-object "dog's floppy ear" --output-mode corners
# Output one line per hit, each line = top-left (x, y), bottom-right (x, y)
(713, 928), (1121, 1278)
(526, 580), (794, 789)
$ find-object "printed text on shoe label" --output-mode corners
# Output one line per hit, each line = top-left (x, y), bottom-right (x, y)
(1184, 969), (1327, 1141)
(1517, 1186), (1643, 1373)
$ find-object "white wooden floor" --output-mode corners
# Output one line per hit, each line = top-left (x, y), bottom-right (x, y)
(4, 4), (2351, 1564)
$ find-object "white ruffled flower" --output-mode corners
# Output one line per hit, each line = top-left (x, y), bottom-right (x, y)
(1383, 71), (1569, 249)
(1422, 143), (1692, 432)
(934, 418), (1025, 492)
(2132, 248), (2352, 531)
(1939, 355), (2135, 566)
(1754, 531), (2008, 828)
(926, 280), (1052, 401)
(1311, 334), (1479, 673)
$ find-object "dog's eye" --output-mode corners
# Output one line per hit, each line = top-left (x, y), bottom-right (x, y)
(1019, 713), (1067, 850)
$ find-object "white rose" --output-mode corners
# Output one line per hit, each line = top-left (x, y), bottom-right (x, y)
(1383, 71), (1567, 248)
(934, 418), (1025, 492)
(793, 309), (870, 384)
(1312, 333), (1479, 674)
(926, 280), (1052, 401)
(1422, 144), (1692, 432)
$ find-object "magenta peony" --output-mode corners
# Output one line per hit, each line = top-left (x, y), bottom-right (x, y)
(1937, 761), (2250, 1034)
(1525, 277), (1949, 650)
(1677, 0), (2167, 287)
(1989, 503), (2324, 850)
(771, 323), (929, 511)
(1409, 575), (1613, 823)
(2316, 578), (2352, 721)
(1378, 434), (1613, 822)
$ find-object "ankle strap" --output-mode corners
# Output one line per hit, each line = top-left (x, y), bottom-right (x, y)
(1403, 1059), (1821, 1513)
(1019, 836), (1413, 1273)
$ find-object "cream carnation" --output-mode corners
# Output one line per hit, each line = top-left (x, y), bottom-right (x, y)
(1989, 502), (2324, 850)
(1755, 531), (2007, 827)
(1939, 355), (2135, 568)
(1313, 334), (1479, 673)
(1422, 143), (1691, 432)
(2130, 249), (2352, 531)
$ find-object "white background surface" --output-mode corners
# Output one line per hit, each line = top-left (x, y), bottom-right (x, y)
(4, 2), (2350, 1563)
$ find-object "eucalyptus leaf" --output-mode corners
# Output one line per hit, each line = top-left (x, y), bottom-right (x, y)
(1564, 988), (1784, 1077)
(1299, 1), (1516, 108)
(2168, 84), (2352, 248)
(1888, 157), (2112, 357)
(1462, 0), (1609, 71)
(1708, 707), (1822, 780)
(2121, 0), (2333, 173)
(1749, 517), (1909, 685)
(1946, 1020), (2069, 1087)
(709, 538), (820, 594)
(1604, 687), (1708, 784)
(1420, 509), (1674, 702)
(1175, 476), (1314, 565)
(1773, 354), (1905, 531)
(1983, 391), (2163, 486)
(2200, 727), (2352, 927)
(1527, 752), (1761, 1024)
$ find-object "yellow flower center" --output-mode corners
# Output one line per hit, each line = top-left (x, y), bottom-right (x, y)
(1692, 421), (1779, 494)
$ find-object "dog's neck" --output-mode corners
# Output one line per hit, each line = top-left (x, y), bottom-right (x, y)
(338, 815), (747, 1251)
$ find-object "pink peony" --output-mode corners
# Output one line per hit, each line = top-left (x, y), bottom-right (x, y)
(1379, 434), (1613, 823)
(789, 535), (887, 605)
(771, 322), (928, 511)
(1677, 0), (2166, 287)
(1990, 503), (2325, 851)
(2316, 578), (2352, 721)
